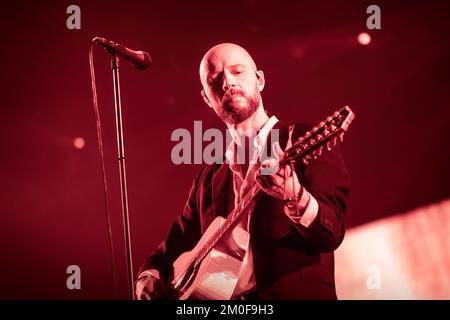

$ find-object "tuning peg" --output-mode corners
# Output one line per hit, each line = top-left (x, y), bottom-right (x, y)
(332, 137), (338, 146)
(326, 116), (333, 123)
(316, 134), (323, 141)
(312, 126), (319, 133)
(302, 155), (312, 165)
(312, 147), (323, 159)
(317, 146), (323, 156)
(319, 121), (325, 128)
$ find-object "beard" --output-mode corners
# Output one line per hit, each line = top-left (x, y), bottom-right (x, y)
(217, 89), (260, 125)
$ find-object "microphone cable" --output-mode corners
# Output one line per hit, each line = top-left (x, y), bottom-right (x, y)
(88, 41), (118, 299)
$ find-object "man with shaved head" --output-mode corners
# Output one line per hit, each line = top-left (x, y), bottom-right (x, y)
(199, 43), (264, 127)
(136, 43), (350, 300)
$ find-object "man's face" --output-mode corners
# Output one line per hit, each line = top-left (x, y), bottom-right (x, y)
(200, 44), (264, 125)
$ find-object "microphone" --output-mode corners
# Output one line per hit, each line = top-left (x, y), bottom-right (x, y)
(93, 37), (152, 70)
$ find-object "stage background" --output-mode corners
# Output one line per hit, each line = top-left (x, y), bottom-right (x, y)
(0, 0), (449, 299)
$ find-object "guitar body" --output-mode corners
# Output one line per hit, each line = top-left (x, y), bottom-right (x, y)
(172, 216), (249, 300)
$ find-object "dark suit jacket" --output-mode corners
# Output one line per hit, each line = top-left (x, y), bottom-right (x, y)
(139, 121), (350, 299)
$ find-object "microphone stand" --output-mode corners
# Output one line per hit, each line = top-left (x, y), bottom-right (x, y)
(111, 55), (135, 300)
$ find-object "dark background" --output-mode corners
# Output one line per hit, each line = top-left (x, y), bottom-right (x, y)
(0, 0), (449, 299)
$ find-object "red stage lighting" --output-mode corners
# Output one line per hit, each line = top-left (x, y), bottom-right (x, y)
(358, 32), (372, 45)
(73, 137), (85, 150)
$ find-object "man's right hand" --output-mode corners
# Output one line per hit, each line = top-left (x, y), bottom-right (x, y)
(135, 275), (167, 300)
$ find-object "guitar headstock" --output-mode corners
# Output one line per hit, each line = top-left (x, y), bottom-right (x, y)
(283, 106), (355, 165)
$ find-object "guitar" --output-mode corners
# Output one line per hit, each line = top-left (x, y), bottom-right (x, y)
(168, 106), (355, 300)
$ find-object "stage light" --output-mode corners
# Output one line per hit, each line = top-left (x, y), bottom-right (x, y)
(358, 32), (371, 45)
(73, 137), (85, 149)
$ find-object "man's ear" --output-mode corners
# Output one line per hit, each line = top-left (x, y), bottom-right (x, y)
(201, 89), (212, 108)
(256, 70), (265, 92)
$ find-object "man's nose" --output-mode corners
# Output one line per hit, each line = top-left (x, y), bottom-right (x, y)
(222, 72), (236, 91)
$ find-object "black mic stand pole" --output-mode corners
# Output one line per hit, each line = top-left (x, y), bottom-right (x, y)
(111, 54), (135, 300)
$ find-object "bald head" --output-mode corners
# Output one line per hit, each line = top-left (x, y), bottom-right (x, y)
(198, 43), (265, 125)
(199, 43), (258, 87)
